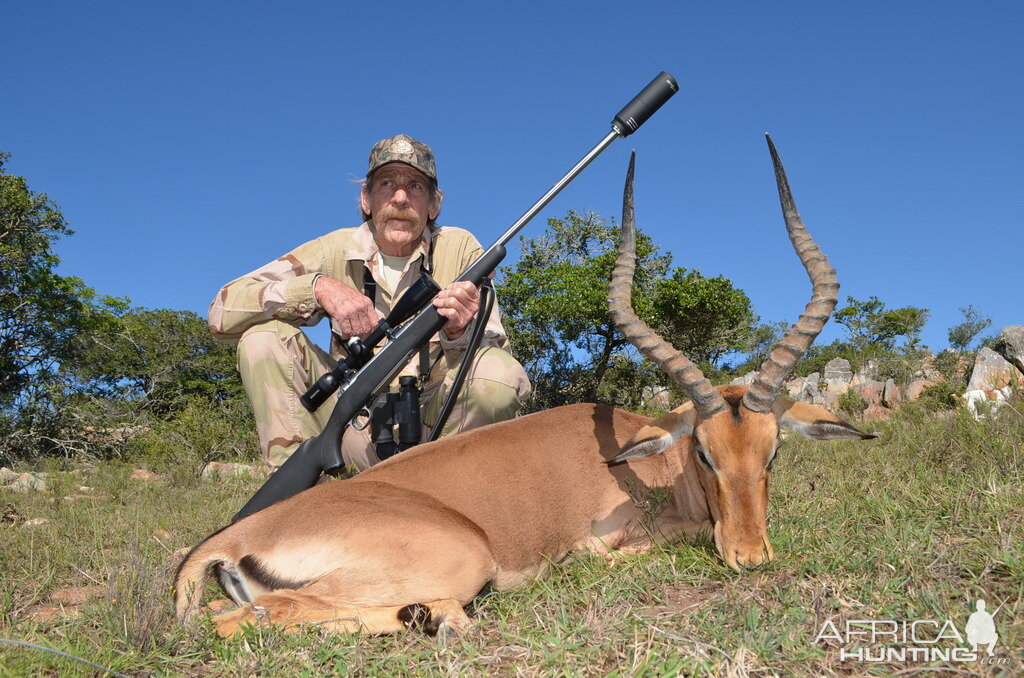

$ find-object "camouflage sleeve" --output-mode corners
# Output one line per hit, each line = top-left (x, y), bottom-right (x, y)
(208, 236), (329, 343)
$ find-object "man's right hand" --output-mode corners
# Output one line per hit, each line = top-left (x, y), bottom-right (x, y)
(314, 276), (378, 340)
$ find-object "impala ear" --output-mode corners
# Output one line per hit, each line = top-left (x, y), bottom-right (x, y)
(609, 406), (697, 464)
(774, 399), (877, 441)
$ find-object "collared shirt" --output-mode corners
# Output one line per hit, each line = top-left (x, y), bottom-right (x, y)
(208, 222), (510, 365)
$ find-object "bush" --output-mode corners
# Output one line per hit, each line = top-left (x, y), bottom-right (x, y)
(916, 381), (960, 412)
(838, 389), (868, 416)
(126, 399), (259, 479)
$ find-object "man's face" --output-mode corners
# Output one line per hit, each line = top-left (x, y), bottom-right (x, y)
(360, 162), (443, 256)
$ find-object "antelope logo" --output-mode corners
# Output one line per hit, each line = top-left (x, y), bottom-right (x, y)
(175, 136), (875, 638)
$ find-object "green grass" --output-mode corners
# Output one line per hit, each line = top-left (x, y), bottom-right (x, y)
(1, 402), (1022, 676)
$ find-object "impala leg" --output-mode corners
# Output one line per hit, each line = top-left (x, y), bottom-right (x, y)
(213, 595), (474, 638)
(614, 516), (713, 557)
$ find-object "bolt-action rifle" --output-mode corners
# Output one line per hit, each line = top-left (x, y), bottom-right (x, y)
(234, 71), (679, 521)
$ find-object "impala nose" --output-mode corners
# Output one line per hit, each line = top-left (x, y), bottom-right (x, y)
(735, 537), (775, 570)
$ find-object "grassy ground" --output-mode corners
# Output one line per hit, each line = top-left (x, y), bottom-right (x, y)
(1, 402), (1022, 676)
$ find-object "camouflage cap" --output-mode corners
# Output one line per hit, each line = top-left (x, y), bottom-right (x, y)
(367, 134), (437, 182)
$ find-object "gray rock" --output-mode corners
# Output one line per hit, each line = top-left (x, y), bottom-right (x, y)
(855, 359), (880, 383)
(819, 389), (840, 411)
(852, 380), (884, 406)
(882, 379), (902, 408)
(906, 378), (938, 401)
(730, 371), (758, 386)
(965, 387), (1013, 420)
(823, 358), (852, 394)
(0, 468), (48, 493)
(999, 325), (1024, 375)
(641, 386), (672, 409)
(824, 357), (852, 381)
(784, 377), (805, 398)
(792, 379), (822, 405)
(967, 347), (1020, 392)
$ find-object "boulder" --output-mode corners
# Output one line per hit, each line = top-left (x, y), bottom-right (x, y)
(823, 358), (853, 394)
(784, 377), (805, 398)
(790, 379), (821, 405)
(201, 462), (271, 481)
(641, 386), (672, 409)
(965, 387), (1013, 420)
(730, 371), (758, 386)
(882, 379), (902, 408)
(818, 390), (840, 411)
(855, 359), (880, 383)
(967, 347), (1020, 392)
(0, 468), (48, 493)
(852, 380), (884, 406)
(863, 404), (893, 421)
(1000, 325), (1024, 375)
(906, 378), (937, 401)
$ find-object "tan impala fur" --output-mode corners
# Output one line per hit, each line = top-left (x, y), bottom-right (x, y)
(175, 137), (875, 637)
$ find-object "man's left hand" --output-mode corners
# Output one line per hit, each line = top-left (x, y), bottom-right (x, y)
(433, 281), (479, 339)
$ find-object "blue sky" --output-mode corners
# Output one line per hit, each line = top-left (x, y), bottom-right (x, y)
(4, 2), (1021, 353)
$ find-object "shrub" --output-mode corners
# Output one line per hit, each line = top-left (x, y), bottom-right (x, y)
(916, 381), (960, 412)
(838, 388), (868, 416)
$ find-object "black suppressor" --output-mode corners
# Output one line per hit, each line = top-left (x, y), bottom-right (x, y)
(612, 72), (679, 137)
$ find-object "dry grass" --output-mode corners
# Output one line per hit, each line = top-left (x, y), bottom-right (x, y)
(1, 402), (1022, 676)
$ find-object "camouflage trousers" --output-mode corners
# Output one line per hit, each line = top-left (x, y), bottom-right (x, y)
(236, 320), (532, 469)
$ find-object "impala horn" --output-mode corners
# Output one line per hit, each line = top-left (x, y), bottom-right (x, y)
(608, 152), (728, 421)
(741, 135), (840, 413)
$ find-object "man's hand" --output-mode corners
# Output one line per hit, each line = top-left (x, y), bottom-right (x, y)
(314, 276), (378, 340)
(433, 280), (479, 340)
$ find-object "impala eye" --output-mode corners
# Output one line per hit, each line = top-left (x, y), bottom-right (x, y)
(694, 445), (715, 472)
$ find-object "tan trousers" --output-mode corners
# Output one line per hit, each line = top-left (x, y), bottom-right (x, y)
(236, 320), (531, 470)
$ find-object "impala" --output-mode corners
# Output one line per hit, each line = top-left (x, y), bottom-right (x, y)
(175, 136), (874, 638)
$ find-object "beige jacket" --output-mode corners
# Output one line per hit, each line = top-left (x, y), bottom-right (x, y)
(208, 222), (510, 363)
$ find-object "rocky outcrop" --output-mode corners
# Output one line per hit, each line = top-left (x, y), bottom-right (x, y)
(1000, 325), (1024, 374)
(882, 379), (902, 408)
(0, 468), (47, 493)
(730, 371), (759, 386)
(823, 358), (852, 395)
(906, 378), (936, 401)
(852, 380), (884, 406)
(967, 347), (1020, 393)
(201, 462), (271, 481)
(962, 336), (1023, 420)
(641, 386), (672, 409)
(863, 404), (894, 421)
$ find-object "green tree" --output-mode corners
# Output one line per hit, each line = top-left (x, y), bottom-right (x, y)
(947, 304), (991, 351)
(497, 210), (756, 411)
(833, 295), (929, 351)
(66, 306), (246, 415)
(1, 153), (84, 403)
(651, 269), (758, 365)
